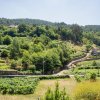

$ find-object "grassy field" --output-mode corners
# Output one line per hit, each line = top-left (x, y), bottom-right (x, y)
(0, 78), (76, 100)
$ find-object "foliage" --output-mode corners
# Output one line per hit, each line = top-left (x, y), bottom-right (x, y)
(90, 73), (97, 81)
(3, 35), (12, 45)
(38, 75), (70, 80)
(10, 60), (17, 69)
(45, 82), (70, 100)
(1, 49), (9, 58)
(0, 20), (99, 74)
(74, 75), (82, 82)
(0, 77), (39, 94)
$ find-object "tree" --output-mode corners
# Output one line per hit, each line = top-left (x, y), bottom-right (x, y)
(59, 43), (71, 68)
(3, 28), (16, 37)
(3, 35), (12, 45)
(90, 73), (96, 81)
(44, 50), (61, 74)
(22, 51), (30, 70)
(18, 24), (29, 33)
(10, 38), (20, 59)
(21, 43), (30, 50)
(0, 35), (3, 45)
(71, 24), (83, 43)
(82, 37), (93, 52)
(33, 26), (47, 37)
(11, 60), (17, 69)
(1, 49), (9, 58)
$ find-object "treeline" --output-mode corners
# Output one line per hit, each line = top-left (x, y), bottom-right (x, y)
(0, 18), (54, 26)
(0, 18), (100, 32)
(84, 25), (100, 32)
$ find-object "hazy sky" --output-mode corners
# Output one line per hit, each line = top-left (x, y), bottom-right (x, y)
(0, 0), (100, 25)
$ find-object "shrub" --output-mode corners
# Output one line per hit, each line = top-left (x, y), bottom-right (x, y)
(92, 61), (97, 66)
(0, 77), (39, 94)
(39, 75), (70, 80)
(45, 82), (70, 100)
(74, 81), (100, 100)
(74, 75), (82, 82)
(45, 87), (54, 100)
(90, 73), (96, 81)
(10, 60), (17, 69)
(1, 50), (9, 58)
(3, 35), (12, 45)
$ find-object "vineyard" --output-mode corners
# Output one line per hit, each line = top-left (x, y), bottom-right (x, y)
(0, 77), (39, 94)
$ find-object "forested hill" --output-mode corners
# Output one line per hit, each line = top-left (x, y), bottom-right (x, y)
(0, 18), (54, 26)
(0, 18), (100, 32)
(84, 25), (100, 32)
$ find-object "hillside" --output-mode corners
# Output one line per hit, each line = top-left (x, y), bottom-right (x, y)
(0, 18), (54, 26)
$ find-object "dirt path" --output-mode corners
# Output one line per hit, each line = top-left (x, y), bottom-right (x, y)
(56, 50), (92, 75)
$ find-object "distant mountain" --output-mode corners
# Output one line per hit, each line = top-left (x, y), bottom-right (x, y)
(0, 18), (54, 26)
(0, 18), (100, 32)
(83, 25), (100, 32)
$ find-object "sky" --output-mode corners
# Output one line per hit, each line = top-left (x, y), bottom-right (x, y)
(0, 0), (100, 25)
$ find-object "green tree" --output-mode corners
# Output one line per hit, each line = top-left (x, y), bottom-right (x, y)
(11, 60), (17, 69)
(3, 28), (16, 37)
(1, 49), (9, 58)
(18, 24), (29, 33)
(22, 51), (30, 70)
(3, 35), (12, 45)
(0, 35), (3, 45)
(71, 24), (83, 43)
(10, 38), (20, 59)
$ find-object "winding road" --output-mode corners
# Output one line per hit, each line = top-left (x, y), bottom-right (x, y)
(56, 50), (92, 75)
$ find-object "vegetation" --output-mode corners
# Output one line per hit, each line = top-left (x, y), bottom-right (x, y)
(71, 60), (100, 76)
(0, 77), (39, 94)
(0, 18), (100, 100)
(74, 81), (100, 100)
(0, 21), (87, 74)
(45, 82), (70, 100)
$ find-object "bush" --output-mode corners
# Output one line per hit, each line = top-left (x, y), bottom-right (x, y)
(92, 61), (97, 66)
(1, 50), (9, 58)
(3, 35), (12, 45)
(90, 73), (96, 81)
(74, 75), (82, 82)
(74, 81), (100, 100)
(39, 75), (70, 80)
(0, 77), (39, 94)
(45, 82), (70, 100)
(10, 60), (17, 69)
